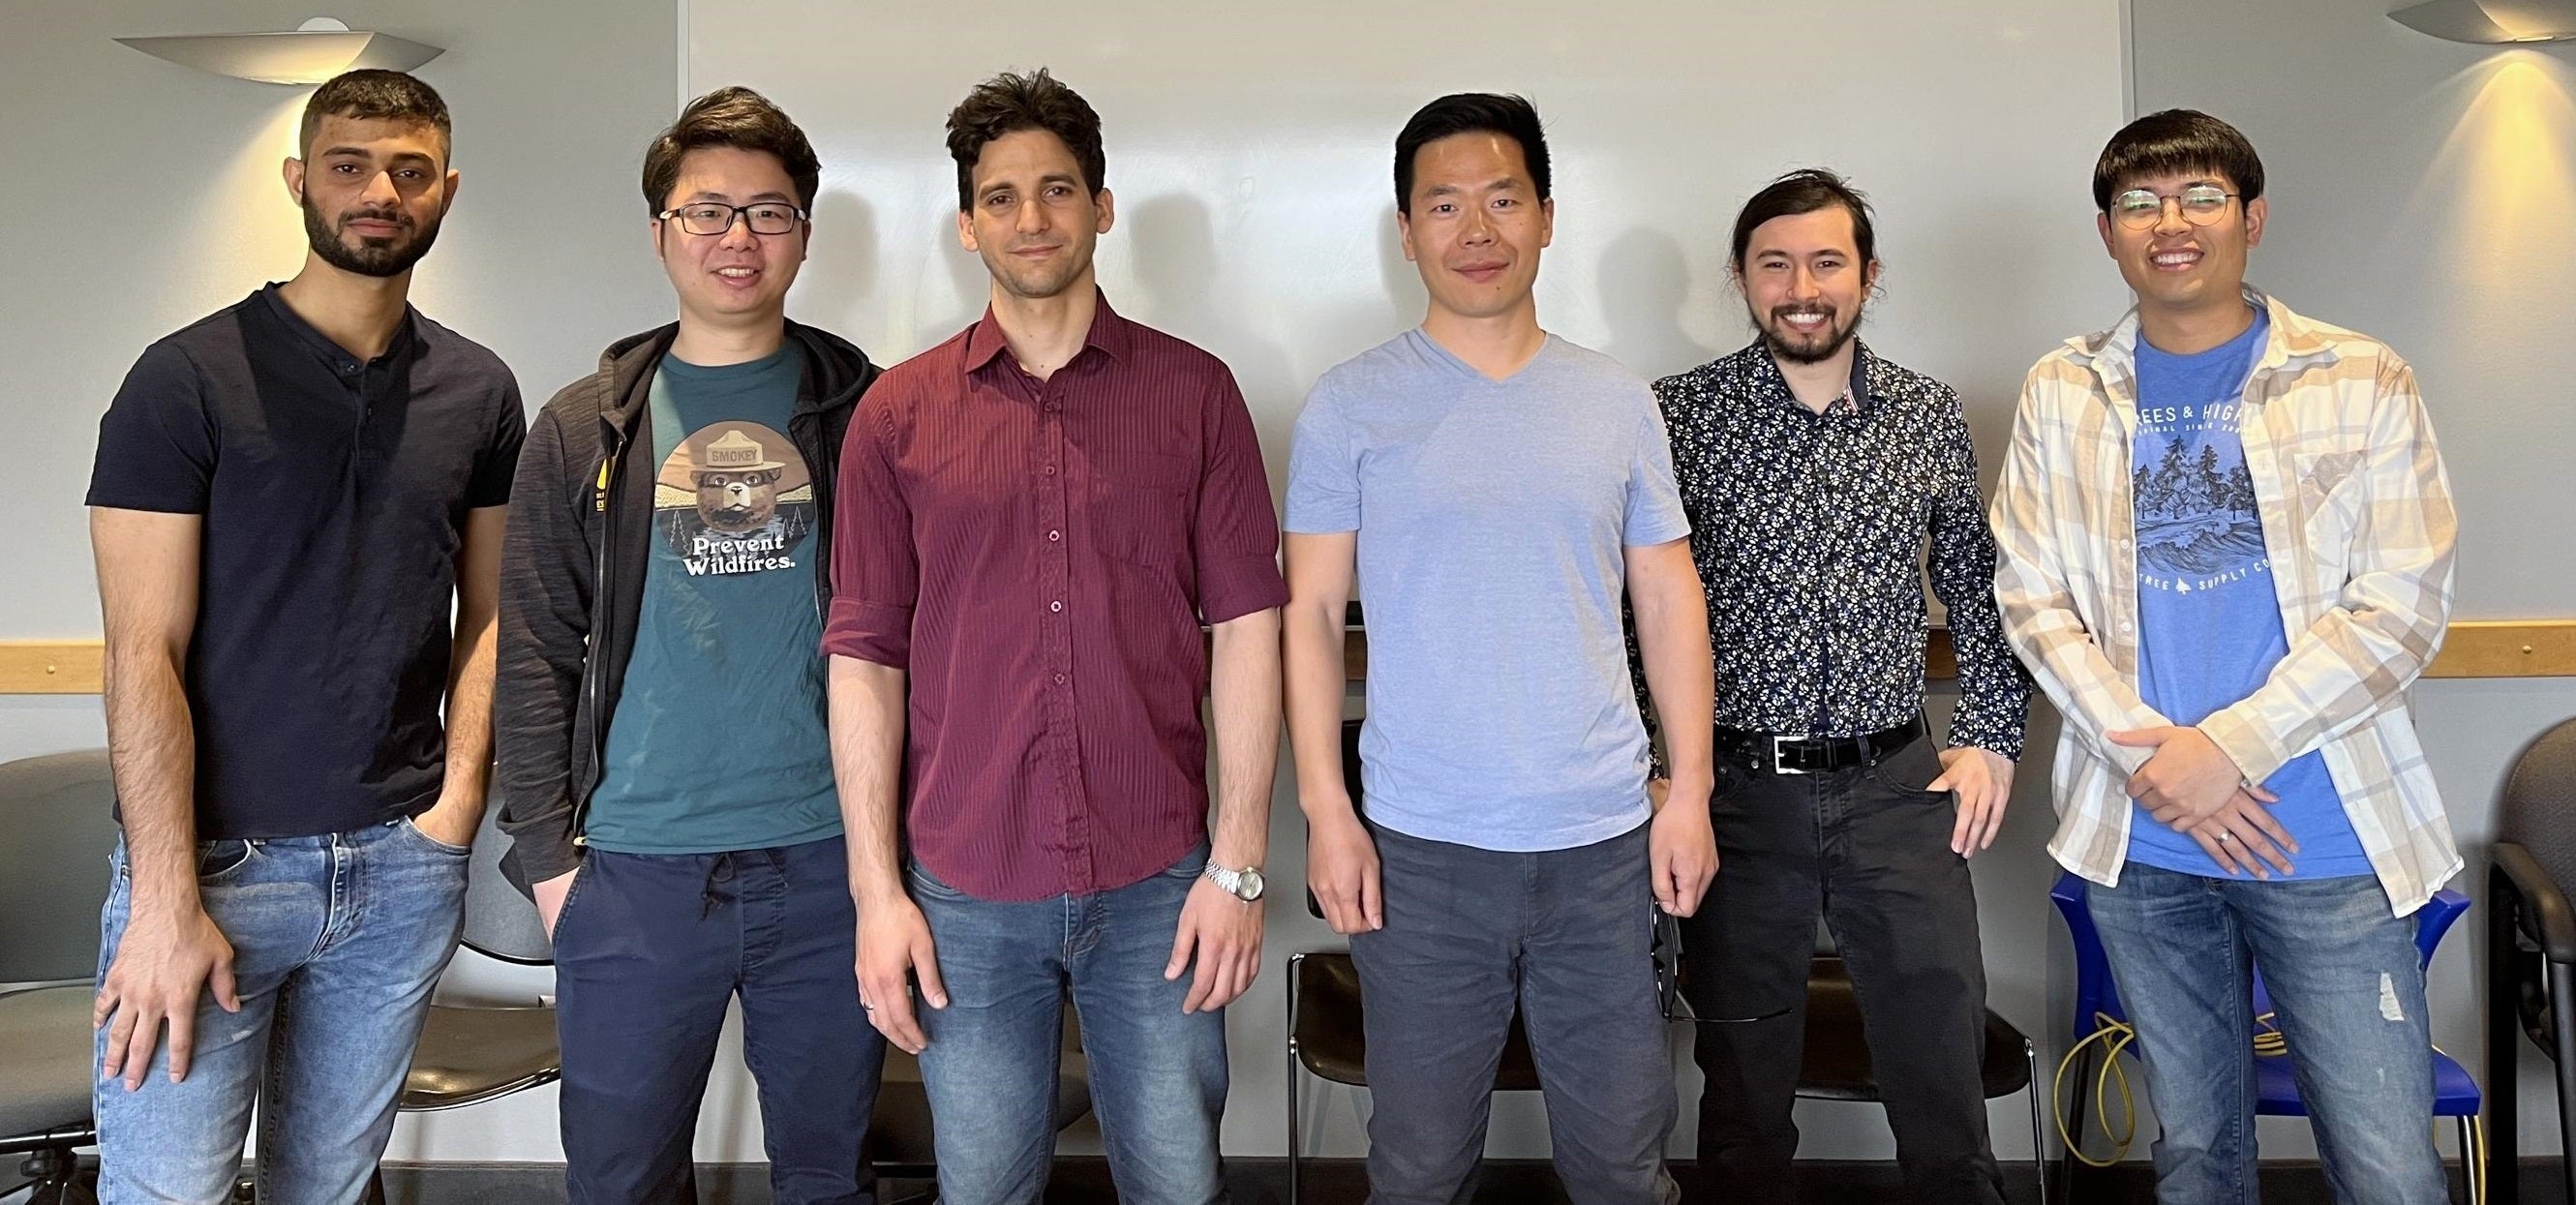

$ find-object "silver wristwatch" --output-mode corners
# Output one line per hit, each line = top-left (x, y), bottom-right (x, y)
(1202, 860), (1266, 902)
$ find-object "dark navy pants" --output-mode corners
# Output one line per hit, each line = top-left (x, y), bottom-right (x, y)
(554, 834), (886, 1204)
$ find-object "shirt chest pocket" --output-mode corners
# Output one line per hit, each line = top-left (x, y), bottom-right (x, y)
(2294, 448), (2368, 557)
(1088, 449), (1194, 566)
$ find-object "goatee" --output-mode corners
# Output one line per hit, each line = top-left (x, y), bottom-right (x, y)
(302, 195), (439, 279)
(1755, 303), (1863, 366)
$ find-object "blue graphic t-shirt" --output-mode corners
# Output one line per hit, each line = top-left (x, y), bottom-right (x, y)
(2128, 310), (2370, 880)
(586, 347), (842, 855)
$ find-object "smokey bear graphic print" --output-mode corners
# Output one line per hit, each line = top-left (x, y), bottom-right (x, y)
(654, 421), (815, 577)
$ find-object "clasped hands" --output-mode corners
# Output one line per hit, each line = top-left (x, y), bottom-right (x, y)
(2111, 725), (2297, 878)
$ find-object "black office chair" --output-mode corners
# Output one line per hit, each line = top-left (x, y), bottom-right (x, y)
(1285, 950), (1543, 1204)
(2485, 716), (2576, 1205)
(868, 1027), (1093, 1194)
(0, 750), (120, 1205)
(1794, 954), (2047, 1203)
(1284, 718), (1552, 1204)
(362, 800), (561, 1203)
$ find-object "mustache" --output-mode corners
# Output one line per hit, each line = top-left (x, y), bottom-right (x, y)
(338, 208), (413, 234)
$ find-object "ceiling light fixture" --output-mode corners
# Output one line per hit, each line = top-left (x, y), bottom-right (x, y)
(2390, 0), (2576, 43)
(116, 16), (444, 86)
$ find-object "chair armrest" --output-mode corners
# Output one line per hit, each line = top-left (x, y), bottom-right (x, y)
(2495, 842), (2576, 964)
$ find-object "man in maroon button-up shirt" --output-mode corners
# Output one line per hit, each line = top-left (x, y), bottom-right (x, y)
(823, 69), (1285, 1202)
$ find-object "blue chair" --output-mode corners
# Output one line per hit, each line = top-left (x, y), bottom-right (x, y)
(2047, 870), (2480, 1203)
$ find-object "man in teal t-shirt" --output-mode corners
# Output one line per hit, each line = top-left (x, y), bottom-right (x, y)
(586, 348), (842, 855)
(494, 88), (887, 1204)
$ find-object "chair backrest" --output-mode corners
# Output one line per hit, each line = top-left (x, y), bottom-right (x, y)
(2048, 871), (2125, 1039)
(0, 749), (123, 983)
(2500, 718), (2576, 894)
(460, 794), (553, 965)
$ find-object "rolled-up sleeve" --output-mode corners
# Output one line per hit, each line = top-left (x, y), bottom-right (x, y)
(824, 394), (918, 668)
(1192, 371), (1288, 624)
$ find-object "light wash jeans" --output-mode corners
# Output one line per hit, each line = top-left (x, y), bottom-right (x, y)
(907, 843), (1226, 1205)
(2088, 862), (2449, 1205)
(93, 819), (469, 1205)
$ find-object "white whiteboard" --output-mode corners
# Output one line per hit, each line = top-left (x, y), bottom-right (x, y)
(690, 0), (2132, 491)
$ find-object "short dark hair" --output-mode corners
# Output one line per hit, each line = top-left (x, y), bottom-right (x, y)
(1730, 167), (1877, 271)
(2092, 108), (2265, 210)
(946, 69), (1106, 211)
(641, 86), (822, 213)
(301, 70), (449, 163)
(1393, 93), (1550, 216)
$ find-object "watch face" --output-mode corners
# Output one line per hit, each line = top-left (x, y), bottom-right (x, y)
(1237, 868), (1265, 901)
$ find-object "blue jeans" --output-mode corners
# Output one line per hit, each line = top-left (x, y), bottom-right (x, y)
(93, 820), (469, 1205)
(554, 837), (886, 1205)
(2087, 863), (2448, 1204)
(907, 844), (1225, 1205)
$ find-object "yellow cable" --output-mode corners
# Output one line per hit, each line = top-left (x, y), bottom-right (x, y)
(2051, 1013), (2140, 1167)
(2083, 1009), (2486, 1203)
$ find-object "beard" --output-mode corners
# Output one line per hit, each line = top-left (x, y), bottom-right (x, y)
(1753, 300), (1864, 365)
(301, 194), (440, 279)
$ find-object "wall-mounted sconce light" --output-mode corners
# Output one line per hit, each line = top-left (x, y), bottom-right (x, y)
(2391, 0), (2576, 43)
(116, 16), (443, 85)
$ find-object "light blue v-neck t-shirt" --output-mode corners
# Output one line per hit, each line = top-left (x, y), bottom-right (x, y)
(1284, 330), (1689, 853)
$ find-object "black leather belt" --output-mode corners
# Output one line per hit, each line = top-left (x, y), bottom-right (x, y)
(1712, 717), (1925, 776)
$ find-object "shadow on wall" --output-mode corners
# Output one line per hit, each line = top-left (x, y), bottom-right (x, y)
(932, 223), (995, 346)
(1128, 193), (1300, 486)
(789, 189), (880, 343)
(1596, 226), (1722, 382)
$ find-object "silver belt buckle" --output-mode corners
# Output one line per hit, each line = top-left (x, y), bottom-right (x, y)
(1770, 735), (1809, 775)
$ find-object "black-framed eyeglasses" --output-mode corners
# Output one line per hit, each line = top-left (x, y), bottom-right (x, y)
(656, 201), (808, 236)
(2108, 184), (2238, 229)
(1653, 905), (1792, 1025)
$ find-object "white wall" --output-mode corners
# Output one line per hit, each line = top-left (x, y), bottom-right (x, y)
(2127, 0), (2576, 1163)
(687, 0), (2131, 1164)
(6, 0), (2567, 1179)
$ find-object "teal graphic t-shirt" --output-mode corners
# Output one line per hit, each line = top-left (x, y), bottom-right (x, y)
(2126, 310), (2370, 880)
(586, 347), (842, 854)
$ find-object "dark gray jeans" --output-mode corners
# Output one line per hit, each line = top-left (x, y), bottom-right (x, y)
(1349, 822), (1680, 1205)
(1682, 734), (2002, 1205)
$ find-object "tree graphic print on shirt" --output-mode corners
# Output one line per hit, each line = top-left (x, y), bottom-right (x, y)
(2133, 404), (2264, 590)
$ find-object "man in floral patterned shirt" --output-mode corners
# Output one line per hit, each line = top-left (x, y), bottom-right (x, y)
(1640, 168), (2030, 1205)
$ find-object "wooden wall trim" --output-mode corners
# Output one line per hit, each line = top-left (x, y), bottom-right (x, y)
(1340, 619), (2576, 683)
(8, 620), (2574, 695)
(0, 641), (106, 694)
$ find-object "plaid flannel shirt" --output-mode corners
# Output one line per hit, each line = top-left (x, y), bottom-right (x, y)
(1990, 288), (2460, 915)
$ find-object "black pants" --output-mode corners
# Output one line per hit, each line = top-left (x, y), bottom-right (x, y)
(554, 834), (887, 1205)
(1682, 735), (2003, 1205)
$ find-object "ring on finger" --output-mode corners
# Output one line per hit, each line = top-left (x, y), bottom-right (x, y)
(2216, 830), (2237, 843)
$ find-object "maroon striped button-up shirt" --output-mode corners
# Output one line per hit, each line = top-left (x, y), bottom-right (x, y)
(825, 297), (1287, 901)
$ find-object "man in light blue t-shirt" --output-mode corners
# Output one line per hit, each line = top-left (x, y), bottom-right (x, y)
(1281, 92), (1716, 1204)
